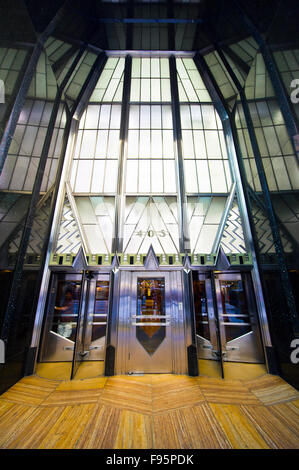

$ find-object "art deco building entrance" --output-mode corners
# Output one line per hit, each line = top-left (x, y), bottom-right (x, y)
(38, 247), (266, 380)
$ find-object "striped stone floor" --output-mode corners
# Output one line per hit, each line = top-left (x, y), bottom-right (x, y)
(0, 373), (298, 449)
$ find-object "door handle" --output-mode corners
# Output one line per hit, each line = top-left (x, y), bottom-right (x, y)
(79, 351), (89, 357)
(132, 322), (170, 326)
(131, 315), (170, 319)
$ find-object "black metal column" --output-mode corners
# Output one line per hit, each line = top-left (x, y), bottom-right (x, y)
(234, 0), (299, 156)
(193, 52), (278, 374)
(215, 46), (298, 328)
(23, 52), (108, 375)
(0, 3), (68, 174)
(183, 266), (199, 376)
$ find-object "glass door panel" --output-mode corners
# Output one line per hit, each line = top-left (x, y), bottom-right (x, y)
(215, 273), (264, 363)
(71, 277), (88, 379)
(40, 274), (83, 364)
(193, 271), (223, 377)
(128, 272), (172, 374)
(84, 277), (110, 361)
(136, 278), (167, 355)
(219, 277), (251, 341)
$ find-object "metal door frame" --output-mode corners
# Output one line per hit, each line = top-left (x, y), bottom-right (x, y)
(39, 270), (112, 377)
(214, 272), (264, 363)
(193, 269), (265, 369)
(39, 272), (83, 363)
(71, 273), (89, 379)
(82, 273), (110, 361)
(115, 268), (188, 375)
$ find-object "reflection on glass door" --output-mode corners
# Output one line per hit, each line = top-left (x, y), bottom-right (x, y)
(215, 273), (264, 363)
(54, 281), (81, 341)
(40, 274), (82, 362)
(83, 277), (109, 360)
(193, 271), (264, 365)
(136, 278), (166, 355)
(128, 272), (172, 374)
(193, 272), (223, 377)
(218, 278), (251, 342)
(40, 273), (110, 369)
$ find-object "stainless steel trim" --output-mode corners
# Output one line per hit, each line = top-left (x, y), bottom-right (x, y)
(212, 181), (236, 253)
(66, 182), (90, 253)
(131, 315), (171, 319)
(224, 125), (272, 350)
(105, 50), (196, 58)
(115, 269), (187, 375)
(30, 118), (79, 351)
(132, 322), (170, 326)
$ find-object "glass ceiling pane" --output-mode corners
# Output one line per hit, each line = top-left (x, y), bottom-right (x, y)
(90, 57), (125, 102)
(130, 58), (171, 102)
(176, 58), (212, 102)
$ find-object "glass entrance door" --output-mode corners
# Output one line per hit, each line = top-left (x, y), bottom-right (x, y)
(193, 271), (264, 367)
(128, 272), (172, 374)
(39, 272), (110, 379)
(215, 273), (264, 363)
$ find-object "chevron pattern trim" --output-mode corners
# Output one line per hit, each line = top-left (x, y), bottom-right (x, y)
(221, 200), (246, 254)
(55, 196), (81, 254)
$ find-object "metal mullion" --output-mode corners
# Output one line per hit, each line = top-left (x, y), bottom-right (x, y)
(0, 48), (31, 143)
(24, 109), (48, 190)
(200, 109), (213, 193)
(113, 55), (132, 254)
(188, 105), (200, 195)
(7, 101), (35, 190)
(212, 181), (237, 254)
(261, 141), (280, 192)
(180, 63), (195, 104)
(103, 59), (118, 103)
(188, 196), (199, 254)
(20, 156), (33, 192)
(137, 101), (141, 195)
(210, 271), (225, 379)
(217, 123), (230, 192)
(268, 112), (293, 190)
(192, 196), (212, 256)
(169, 55), (190, 253)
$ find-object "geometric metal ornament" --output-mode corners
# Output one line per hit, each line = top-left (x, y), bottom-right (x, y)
(143, 245), (159, 270)
(215, 246), (231, 270)
(55, 195), (81, 254)
(72, 246), (87, 271)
